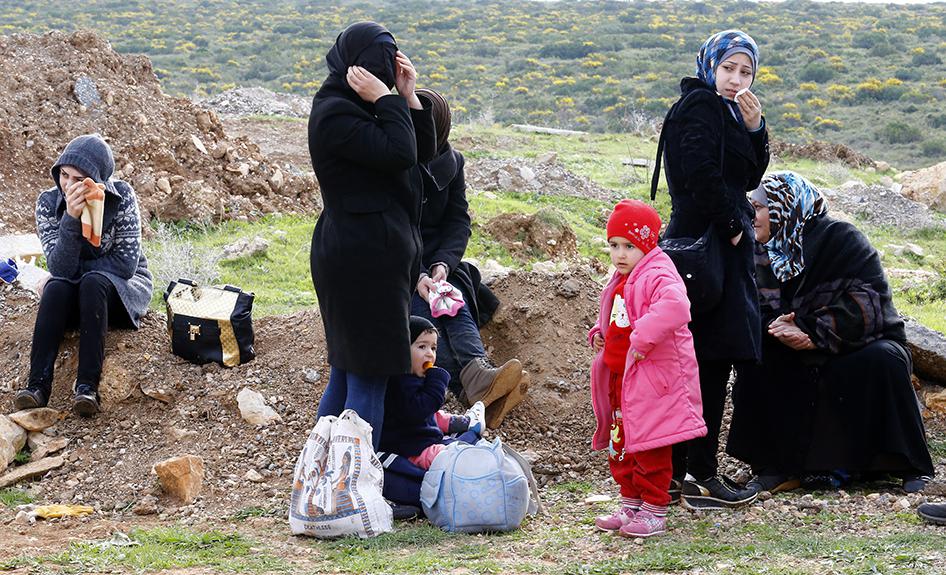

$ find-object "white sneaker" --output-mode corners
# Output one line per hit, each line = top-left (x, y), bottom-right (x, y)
(465, 401), (486, 433)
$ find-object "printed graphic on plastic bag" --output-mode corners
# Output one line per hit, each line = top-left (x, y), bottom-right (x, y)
(289, 410), (392, 538)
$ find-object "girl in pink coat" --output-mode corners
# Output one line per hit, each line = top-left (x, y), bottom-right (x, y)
(589, 199), (706, 538)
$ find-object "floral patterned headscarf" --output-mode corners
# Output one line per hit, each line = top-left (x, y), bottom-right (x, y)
(754, 171), (827, 281)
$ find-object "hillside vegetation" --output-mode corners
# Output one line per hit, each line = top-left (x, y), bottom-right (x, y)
(4, 0), (946, 168)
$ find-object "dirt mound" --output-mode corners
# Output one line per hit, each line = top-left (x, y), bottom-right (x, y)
(0, 269), (608, 513)
(770, 139), (875, 169)
(200, 87), (311, 119)
(0, 32), (320, 234)
(485, 210), (580, 261)
(466, 156), (619, 201)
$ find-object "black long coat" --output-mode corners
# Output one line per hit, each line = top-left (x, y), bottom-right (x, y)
(308, 93), (436, 375)
(662, 77), (770, 362)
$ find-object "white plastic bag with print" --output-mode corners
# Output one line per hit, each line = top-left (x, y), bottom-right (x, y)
(288, 409), (393, 538)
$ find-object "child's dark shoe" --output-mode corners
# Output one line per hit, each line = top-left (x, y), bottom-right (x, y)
(73, 384), (100, 417)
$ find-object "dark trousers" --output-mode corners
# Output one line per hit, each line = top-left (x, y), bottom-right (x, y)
(411, 292), (485, 396)
(29, 274), (125, 393)
(317, 367), (388, 451)
(672, 358), (732, 480)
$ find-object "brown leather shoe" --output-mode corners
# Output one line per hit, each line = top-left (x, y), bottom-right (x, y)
(485, 371), (530, 429)
(459, 357), (522, 408)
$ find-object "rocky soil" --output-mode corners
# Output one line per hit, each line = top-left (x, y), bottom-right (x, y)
(0, 32), (320, 235)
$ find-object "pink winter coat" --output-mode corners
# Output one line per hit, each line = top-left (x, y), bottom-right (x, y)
(589, 247), (706, 453)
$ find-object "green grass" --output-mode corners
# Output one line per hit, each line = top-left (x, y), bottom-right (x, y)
(146, 215), (316, 317)
(0, 488), (34, 508)
(43, 527), (288, 574)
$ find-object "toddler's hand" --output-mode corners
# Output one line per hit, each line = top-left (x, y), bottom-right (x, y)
(592, 333), (604, 351)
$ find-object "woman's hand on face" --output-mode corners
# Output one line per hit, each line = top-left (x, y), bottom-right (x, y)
(416, 274), (437, 301)
(64, 179), (88, 220)
(395, 51), (423, 110)
(735, 89), (763, 131)
(346, 66), (390, 103)
(592, 333), (604, 352)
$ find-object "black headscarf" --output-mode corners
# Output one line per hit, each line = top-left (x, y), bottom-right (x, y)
(415, 88), (451, 154)
(316, 22), (398, 109)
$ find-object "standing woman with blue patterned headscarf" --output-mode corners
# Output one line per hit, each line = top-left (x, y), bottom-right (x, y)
(658, 30), (769, 510)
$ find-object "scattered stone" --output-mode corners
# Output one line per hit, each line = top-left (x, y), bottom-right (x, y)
(200, 86), (311, 118)
(99, 356), (135, 408)
(822, 182), (944, 231)
(166, 426), (198, 443)
(73, 75), (101, 107)
(583, 494), (611, 504)
(8, 408), (62, 432)
(245, 469), (264, 483)
(132, 495), (159, 516)
(0, 455), (65, 489)
(221, 236), (270, 261)
(237, 387), (282, 425)
(153, 454), (205, 504)
(0, 414), (27, 459)
(903, 318), (946, 385)
(27, 432), (69, 462)
(303, 368), (320, 384)
(536, 152), (557, 165)
(269, 169), (284, 192)
(190, 134), (209, 155)
(900, 161), (946, 213)
(557, 278), (582, 298)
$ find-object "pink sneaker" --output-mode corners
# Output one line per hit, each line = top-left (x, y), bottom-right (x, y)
(619, 509), (666, 538)
(594, 507), (635, 531)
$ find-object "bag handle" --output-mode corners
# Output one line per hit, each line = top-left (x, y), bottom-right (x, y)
(651, 87), (727, 201)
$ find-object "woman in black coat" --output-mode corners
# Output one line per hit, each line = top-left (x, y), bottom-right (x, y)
(730, 171), (934, 493)
(409, 89), (526, 430)
(659, 30), (769, 509)
(307, 22), (436, 449)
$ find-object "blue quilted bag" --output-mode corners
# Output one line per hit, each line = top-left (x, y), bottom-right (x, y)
(420, 438), (540, 533)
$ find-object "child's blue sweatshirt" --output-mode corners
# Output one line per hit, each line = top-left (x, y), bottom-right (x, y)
(379, 366), (451, 457)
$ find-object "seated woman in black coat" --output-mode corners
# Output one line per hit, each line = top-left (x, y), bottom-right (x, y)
(410, 89), (527, 429)
(729, 171), (934, 493)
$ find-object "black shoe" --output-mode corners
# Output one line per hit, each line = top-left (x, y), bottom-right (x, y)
(917, 503), (946, 525)
(681, 476), (758, 510)
(73, 384), (100, 417)
(746, 474), (801, 496)
(14, 386), (49, 410)
(903, 475), (931, 494)
(388, 502), (421, 521)
(668, 478), (683, 505)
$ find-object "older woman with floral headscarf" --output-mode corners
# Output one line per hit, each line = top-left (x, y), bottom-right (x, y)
(729, 171), (933, 494)
(658, 29), (770, 509)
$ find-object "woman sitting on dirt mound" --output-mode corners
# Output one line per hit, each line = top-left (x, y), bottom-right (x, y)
(14, 134), (153, 417)
(729, 171), (934, 494)
(410, 88), (528, 429)
(307, 22), (436, 449)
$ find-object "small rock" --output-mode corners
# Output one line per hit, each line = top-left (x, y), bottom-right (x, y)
(303, 368), (320, 384)
(156, 177), (172, 195)
(583, 494), (611, 504)
(0, 415), (27, 469)
(133, 495), (159, 516)
(269, 169), (284, 192)
(27, 432), (69, 462)
(191, 134), (209, 155)
(73, 76), (101, 107)
(897, 497), (911, 510)
(557, 278), (582, 299)
(8, 408), (62, 432)
(237, 388), (282, 426)
(153, 455), (204, 504)
(0, 455), (66, 489)
(536, 152), (558, 165)
(519, 166), (537, 182)
(245, 469), (264, 483)
(221, 236), (270, 262)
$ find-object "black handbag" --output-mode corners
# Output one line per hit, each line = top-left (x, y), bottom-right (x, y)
(163, 278), (256, 367)
(658, 230), (724, 314)
(651, 86), (728, 316)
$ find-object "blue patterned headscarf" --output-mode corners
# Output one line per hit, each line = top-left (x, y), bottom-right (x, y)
(752, 172), (827, 282)
(696, 29), (760, 90)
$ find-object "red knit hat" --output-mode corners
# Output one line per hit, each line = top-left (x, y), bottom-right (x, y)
(606, 199), (661, 253)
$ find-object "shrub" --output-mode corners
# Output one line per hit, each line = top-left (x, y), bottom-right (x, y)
(912, 51), (943, 66)
(921, 139), (946, 157)
(800, 62), (835, 83)
(880, 121), (923, 144)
